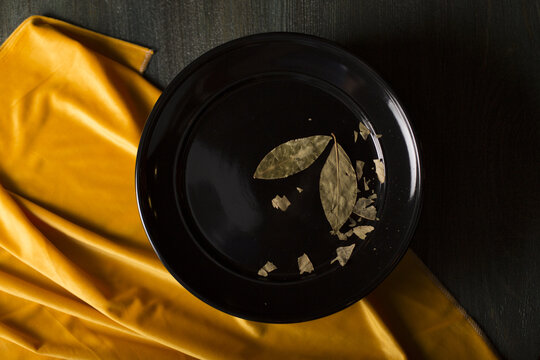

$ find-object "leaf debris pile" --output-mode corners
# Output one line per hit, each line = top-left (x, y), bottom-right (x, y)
(253, 124), (386, 275)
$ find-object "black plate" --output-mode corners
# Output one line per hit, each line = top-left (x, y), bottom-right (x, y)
(136, 33), (422, 323)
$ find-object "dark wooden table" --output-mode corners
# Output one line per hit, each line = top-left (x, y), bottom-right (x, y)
(2, 1), (539, 359)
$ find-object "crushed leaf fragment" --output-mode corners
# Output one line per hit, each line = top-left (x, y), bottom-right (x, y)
(376, 134), (383, 138)
(352, 197), (377, 220)
(257, 261), (277, 277)
(331, 244), (356, 266)
(352, 225), (375, 240)
(356, 206), (377, 220)
(373, 159), (385, 183)
(363, 177), (370, 191)
(330, 229), (354, 240)
(358, 122), (370, 140)
(354, 130), (359, 143)
(355, 160), (364, 181)
(354, 197), (374, 211)
(296, 187), (303, 193)
(298, 253), (314, 274)
(271, 195), (291, 211)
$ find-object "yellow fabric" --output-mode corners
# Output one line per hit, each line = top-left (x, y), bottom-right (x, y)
(0, 16), (497, 359)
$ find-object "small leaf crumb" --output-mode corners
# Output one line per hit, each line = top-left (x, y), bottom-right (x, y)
(363, 178), (370, 191)
(298, 253), (314, 274)
(355, 160), (364, 181)
(257, 261), (277, 277)
(373, 159), (385, 184)
(354, 131), (359, 143)
(296, 187), (303, 193)
(358, 122), (370, 140)
(357, 206), (377, 220)
(330, 230), (348, 241)
(331, 244), (356, 266)
(271, 195), (291, 211)
(352, 225), (375, 240)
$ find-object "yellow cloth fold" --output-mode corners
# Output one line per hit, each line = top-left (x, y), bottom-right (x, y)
(0, 16), (497, 359)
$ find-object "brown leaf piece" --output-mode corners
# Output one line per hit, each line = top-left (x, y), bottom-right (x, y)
(330, 229), (354, 240)
(257, 261), (277, 277)
(368, 193), (377, 200)
(354, 131), (359, 143)
(373, 159), (385, 184)
(319, 137), (357, 231)
(376, 134), (383, 139)
(353, 197), (377, 220)
(356, 206), (377, 220)
(358, 122), (370, 140)
(271, 195), (291, 211)
(352, 225), (374, 240)
(354, 197), (373, 211)
(355, 160), (364, 181)
(298, 253), (314, 274)
(296, 187), (303, 193)
(330, 230), (348, 241)
(331, 244), (356, 266)
(254, 135), (332, 179)
(363, 178), (370, 191)
(348, 217), (357, 227)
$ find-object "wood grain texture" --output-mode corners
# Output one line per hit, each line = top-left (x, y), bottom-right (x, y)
(1, 1), (539, 358)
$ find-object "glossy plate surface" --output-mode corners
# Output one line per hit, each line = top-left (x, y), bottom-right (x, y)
(136, 33), (422, 323)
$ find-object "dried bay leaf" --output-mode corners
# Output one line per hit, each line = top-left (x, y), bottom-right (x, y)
(352, 225), (374, 240)
(376, 134), (383, 139)
(354, 130), (359, 143)
(271, 195), (291, 211)
(368, 193), (377, 200)
(319, 139), (357, 231)
(298, 253), (314, 274)
(358, 122), (370, 140)
(253, 135), (332, 179)
(355, 160), (364, 181)
(373, 159), (385, 184)
(331, 244), (356, 266)
(257, 261), (277, 277)
(296, 187), (303, 193)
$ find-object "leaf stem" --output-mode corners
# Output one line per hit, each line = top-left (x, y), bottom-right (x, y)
(331, 133), (340, 213)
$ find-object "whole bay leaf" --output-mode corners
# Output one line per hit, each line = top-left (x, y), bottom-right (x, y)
(319, 141), (357, 231)
(253, 135), (332, 179)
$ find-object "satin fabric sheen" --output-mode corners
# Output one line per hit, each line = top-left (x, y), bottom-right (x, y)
(0, 16), (497, 359)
